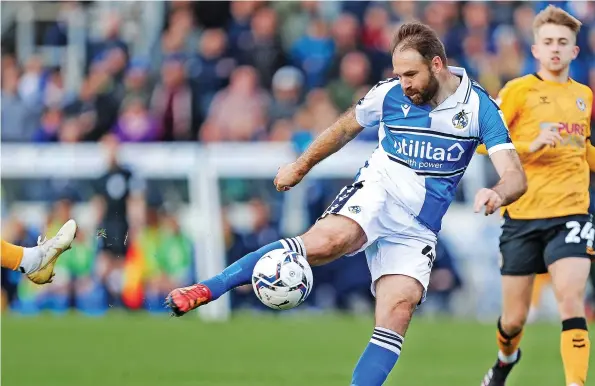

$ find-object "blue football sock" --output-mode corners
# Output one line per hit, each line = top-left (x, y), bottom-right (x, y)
(202, 237), (306, 300)
(351, 327), (404, 386)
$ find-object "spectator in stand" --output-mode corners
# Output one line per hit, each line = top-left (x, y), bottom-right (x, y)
(143, 208), (193, 313)
(327, 13), (361, 81)
(1, 66), (39, 142)
(493, 25), (527, 85)
(18, 55), (44, 109)
(166, 5), (202, 55)
(424, 3), (451, 42)
(151, 25), (187, 75)
(513, 4), (536, 53)
(326, 51), (371, 112)
(290, 18), (334, 90)
(462, 2), (496, 53)
(42, 67), (71, 109)
(235, 7), (286, 89)
(275, 1), (320, 53)
(227, 1), (258, 57)
(63, 63), (120, 141)
(187, 28), (236, 119)
(102, 46), (129, 89)
(389, 1), (418, 24)
(150, 55), (199, 141)
(58, 116), (85, 143)
(122, 58), (153, 107)
(32, 108), (63, 143)
(87, 12), (128, 70)
(112, 97), (161, 143)
(200, 66), (269, 142)
(361, 5), (389, 51)
(268, 66), (304, 126)
(303, 88), (338, 136)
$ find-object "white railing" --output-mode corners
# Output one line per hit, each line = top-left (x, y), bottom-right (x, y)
(1, 142), (502, 321)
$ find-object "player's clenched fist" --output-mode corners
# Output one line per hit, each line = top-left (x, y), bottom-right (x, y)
(474, 188), (503, 216)
(274, 162), (307, 192)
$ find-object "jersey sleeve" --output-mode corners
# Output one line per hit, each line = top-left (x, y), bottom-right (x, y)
(495, 80), (522, 128)
(477, 91), (515, 155)
(354, 79), (398, 129)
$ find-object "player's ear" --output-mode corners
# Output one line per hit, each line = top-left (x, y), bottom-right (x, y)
(571, 45), (580, 60)
(431, 56), (442, 74)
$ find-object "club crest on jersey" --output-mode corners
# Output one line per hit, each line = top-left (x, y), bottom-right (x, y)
(452, 109), (470, 130)
(576, 98), (586, 111)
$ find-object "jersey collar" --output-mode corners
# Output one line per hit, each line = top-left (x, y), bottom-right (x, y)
(432, 66), (472, 112)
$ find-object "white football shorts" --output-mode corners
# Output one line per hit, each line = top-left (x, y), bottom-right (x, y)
(319, 153), (437, 303)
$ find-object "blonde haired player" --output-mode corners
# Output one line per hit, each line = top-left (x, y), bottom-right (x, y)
(478, 6), (593, 386)
(1, 219), (77, 284)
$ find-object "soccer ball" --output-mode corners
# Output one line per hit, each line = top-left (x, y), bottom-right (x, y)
(252, 249), (313, 310)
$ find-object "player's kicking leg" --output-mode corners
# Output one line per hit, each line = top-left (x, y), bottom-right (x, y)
(1, 219), (78, 284)
(165, 214), (367, 316)
(549, 257), (591, 386)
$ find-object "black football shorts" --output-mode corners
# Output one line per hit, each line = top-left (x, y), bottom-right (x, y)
(499, 212), (594, 275)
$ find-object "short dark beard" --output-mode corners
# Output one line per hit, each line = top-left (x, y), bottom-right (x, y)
(408, 71), (439, 105)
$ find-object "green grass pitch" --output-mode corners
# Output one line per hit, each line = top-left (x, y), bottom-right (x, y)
(2, 312), (593, 385)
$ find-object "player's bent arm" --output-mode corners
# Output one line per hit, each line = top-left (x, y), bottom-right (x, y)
(294, 107), (364, 174)
(489, 149), (528, 206)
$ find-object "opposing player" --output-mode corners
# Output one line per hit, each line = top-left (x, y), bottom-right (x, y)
(478, 6), (593, 386)
(1, 219), (77, 284)
(166, 22), (527, 385)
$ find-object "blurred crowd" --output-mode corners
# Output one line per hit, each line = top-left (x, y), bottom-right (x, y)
(2, 1), (594, 144)
(2, 0), (595, 316)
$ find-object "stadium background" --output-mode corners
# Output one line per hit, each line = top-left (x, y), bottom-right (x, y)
(1, 1), (595, 385)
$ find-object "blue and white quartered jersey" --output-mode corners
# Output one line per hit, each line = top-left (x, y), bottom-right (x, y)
(354, 66), (514, 233)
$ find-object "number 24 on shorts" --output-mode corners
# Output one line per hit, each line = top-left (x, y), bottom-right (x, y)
(564, 221), (595, 245)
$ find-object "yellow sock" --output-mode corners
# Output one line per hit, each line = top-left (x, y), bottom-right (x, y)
(497, 317), (523, 361)
(561, 318), (590, 386)
(1, 240), (24, 271)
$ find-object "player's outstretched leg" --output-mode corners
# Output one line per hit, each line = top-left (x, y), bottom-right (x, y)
(549, 258), (591, 386)
(1, 219), (78, 284)
(165, 215), (366, 316)
(481, 275), (533, 386)
(165, 238), (302, 316)
(351, 274), (422, 386)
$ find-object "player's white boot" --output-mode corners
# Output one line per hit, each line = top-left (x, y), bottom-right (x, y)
(27, 219), (77, 284)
